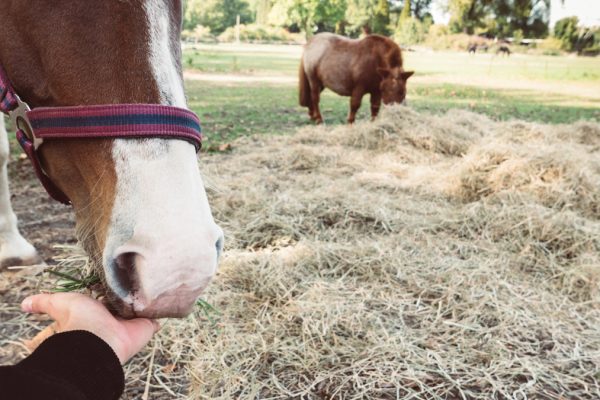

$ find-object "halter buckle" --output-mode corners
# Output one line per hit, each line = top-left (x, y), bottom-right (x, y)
(8, 95), (43, 150)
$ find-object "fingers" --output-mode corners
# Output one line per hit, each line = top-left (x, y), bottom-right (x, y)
(21, 292), (90, 320)
(121, 318), (160, 338)
(118, 318), (160, 363)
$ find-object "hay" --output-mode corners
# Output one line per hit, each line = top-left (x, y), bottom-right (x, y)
(1, 106), (598, 399)
(192, 106), (599, 399)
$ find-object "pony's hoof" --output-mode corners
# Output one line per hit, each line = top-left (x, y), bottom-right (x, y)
(0, 238), (43, 271)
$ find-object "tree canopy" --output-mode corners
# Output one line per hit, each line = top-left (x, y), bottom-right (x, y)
(182, 0), (555, 39)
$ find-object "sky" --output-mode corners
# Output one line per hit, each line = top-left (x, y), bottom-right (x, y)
(429, 0), (600, 28)
(549, 0), (600, 27)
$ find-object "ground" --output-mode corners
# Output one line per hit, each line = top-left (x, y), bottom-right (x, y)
(0, 44), (599, 399)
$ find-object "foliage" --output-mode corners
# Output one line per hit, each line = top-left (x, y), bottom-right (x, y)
(447, 0), (490, 35)
(400, 0), (411, 20)
(489, 0), (548, 38)
(184, 0), (253, 34)
(183, 0), (202, 30)
(268, 0), (347, 36)
(373, 0), (391, 35)
(411, 0), (433, 20)
(181, 0), (557, 41)
(182, 25), (217, 43)
(553, 16), (600, 55)
(394, 17), (426, 45)
(425, 31), (482, 51)
(447, 0), (549, 38)
(252, 0), (272, 25)
(218, 23), (304, 42)
(538, 37), (564, 56)
(513, 28), (524, 44)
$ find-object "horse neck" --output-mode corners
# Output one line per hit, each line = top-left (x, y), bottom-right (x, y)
(0, 0), (183, 107)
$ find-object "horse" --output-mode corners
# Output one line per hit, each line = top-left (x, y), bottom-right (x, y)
(299, 33), (414, 124)
(497, 45), (511, 56)
(0, 0), (224, 318)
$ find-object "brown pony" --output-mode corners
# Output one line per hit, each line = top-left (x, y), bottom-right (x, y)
(0, 0), (223, 318)
(299, 33), (414, 124)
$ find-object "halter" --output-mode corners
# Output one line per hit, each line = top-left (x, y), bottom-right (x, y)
(0, 64), (202, 205)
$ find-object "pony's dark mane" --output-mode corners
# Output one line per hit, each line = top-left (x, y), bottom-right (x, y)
(362, 35), (403, 68)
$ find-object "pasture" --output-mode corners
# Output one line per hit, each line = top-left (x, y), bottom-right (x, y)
(183, 43), (600, 150)
(0, 44), (599, 399)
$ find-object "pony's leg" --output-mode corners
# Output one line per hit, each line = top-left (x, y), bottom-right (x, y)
(309, 83), (323, 124)
(370, 92), (382, 121)
(0, 117), (41, 269)
(348, 89), (364, 124)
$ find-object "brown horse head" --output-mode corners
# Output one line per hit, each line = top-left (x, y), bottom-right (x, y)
(0, 0), (223, 318)
(377, 67), (414, 105)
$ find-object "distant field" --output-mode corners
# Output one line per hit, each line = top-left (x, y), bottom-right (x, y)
(182, 43), (600, 149)
(183, 43), (600, 82)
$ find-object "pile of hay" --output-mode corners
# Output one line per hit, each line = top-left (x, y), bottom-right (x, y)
(1, 107), (598, 399)
(193, 107), (599, 399)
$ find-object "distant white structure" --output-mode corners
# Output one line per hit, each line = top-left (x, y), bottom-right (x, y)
(550, 0), (600, 28)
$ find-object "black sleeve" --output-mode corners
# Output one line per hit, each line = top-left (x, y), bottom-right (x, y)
(0, 330), (125, 400)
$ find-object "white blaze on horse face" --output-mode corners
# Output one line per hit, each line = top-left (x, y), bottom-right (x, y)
(145, 0), (186, 107)
(0, 117), (40, 267)
(101, 1), (223, 316)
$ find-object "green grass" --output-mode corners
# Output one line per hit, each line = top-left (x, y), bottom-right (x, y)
(184, 48), (299, 75)
(183, 44), (600, 82)
(403, 50), (600, 82)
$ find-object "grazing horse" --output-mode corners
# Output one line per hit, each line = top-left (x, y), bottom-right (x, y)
(299, 33), (414, 124)
(0, 0), (224, 318)
(497, 45), (511, 56)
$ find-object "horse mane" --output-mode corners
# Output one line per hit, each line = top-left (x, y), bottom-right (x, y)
(361, 34), (403, 68)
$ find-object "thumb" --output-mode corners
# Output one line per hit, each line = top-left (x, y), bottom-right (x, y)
(22, 294), (57, 316)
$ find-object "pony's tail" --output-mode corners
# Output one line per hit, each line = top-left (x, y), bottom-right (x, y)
(299, 58), (311, 108)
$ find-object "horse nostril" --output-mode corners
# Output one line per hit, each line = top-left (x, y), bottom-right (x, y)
(113, 252), (140, 297)
(215, 235), (224, 261)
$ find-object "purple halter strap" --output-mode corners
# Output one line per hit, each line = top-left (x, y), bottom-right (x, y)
(0, 64), (202, 205)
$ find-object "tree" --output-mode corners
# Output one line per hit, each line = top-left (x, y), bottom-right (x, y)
(373, 0), (391, 34)
(412, 0), (433, 20)
(400, 0), (411, 20)
(253, 0), (272, 25)
(183, 0), (253, 34)
(268, 0), (347, 37)
(183, 0), (203, 30)
(552, 16), (598, 53)
(447, 0), (492, 34)
(346, 0), (378, 35)
(489, 0), (548, 38)
(446, 0), (549, 38)
(553, 16), (578, 50)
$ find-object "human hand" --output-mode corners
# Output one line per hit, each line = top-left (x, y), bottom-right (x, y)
(22, 293), (159, 364)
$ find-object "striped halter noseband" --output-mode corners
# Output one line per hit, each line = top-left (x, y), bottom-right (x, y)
(0, 64), (202, 205)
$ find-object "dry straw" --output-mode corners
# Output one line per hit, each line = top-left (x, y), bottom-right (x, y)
(1, 106), (598, 399)
(195, 107), (599, 399)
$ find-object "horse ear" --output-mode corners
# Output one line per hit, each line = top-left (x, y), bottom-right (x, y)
(401, 71), (414, 80)
(377, 68), (391, 78)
